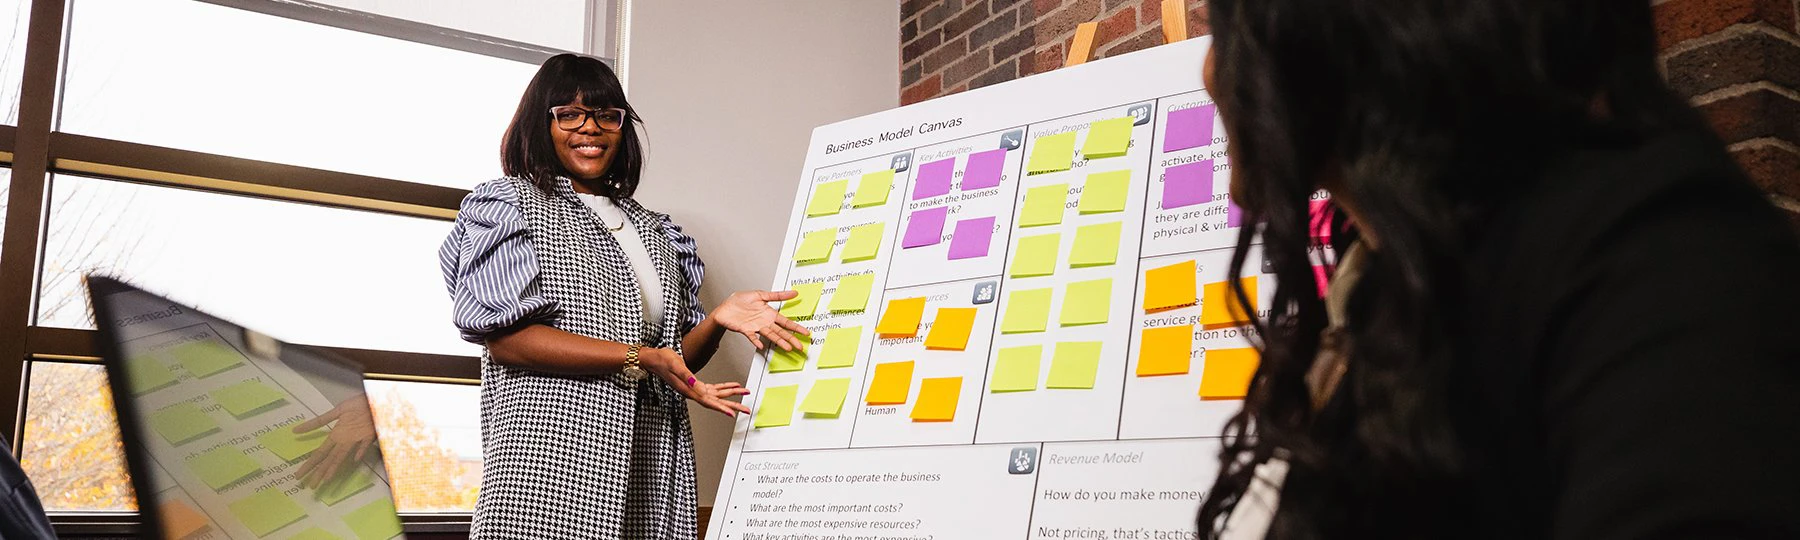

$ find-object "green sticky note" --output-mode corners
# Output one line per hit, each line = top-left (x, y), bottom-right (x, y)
(794, 229), (836, 264)
(315, 468), (375, 506)
(287, 527), (343, 540)
(187, 446), (262, 490)
(754, 385), (800, 428)
(1027, 131), (1077, 173)
(170, 340), (244, 378)
(149, 402), (219, 445)
(1070, 221), (1123, 267)
(125, 355), (179, 394)
(1048, 341), (1103, 389)
(1010, 233), (1060, 278)
(228, 488), (307, 537)
(852, 169), (894, 208)
(829, 273), (875, 313)
(1019, 183), (1069, 227)
(1001, 288), (1053, 334)
(781, 283), (823, 320)
(1060, 278), (1113, 327)
(343, 497), (402, 540)
(1082, 116), (1135, 158)
(818, 326), (862, 369)
(768, 332), (812, 373)
(1078, 170), (1131, 214)
(799, 378), (852, 417)
(806, 180), (848, 217)
(991, 345), (1042, 392)
(259, 425), (328, 462)
(210, 380), (288, 419)
(842, 223), (884, 262)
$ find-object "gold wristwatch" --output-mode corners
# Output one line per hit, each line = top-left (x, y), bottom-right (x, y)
(623, 343), (649, 381)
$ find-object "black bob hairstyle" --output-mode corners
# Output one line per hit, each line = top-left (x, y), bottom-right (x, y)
(501, 53), (646, 198)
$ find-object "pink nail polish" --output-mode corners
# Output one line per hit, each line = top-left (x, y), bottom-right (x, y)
(687, 376), (697, 386)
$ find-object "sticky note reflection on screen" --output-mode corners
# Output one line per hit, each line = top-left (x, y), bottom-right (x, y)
(171, 340), (244, 378)
(818, 326), (862, 368)
(1060, 278), (1113, 326)
(842, 223), (884, 262)
(781, 283), (824, 320)
(800, 378), (852, 417)
(1163, 105), (1215, 152)
(853, 169), (894, 208)
(828, 273), (875, 313)
(1069, 221), (1123, 267)
(286, 527), (339, 540)
(1137, 324), (1195, 376)
(1082, 116), (1135, 158)
(344, 498), (403, 540)
(990, 345), (1042, 392)
(126, 355), (178, 394)
(754, 385), (799, 428)
(187, 446), (262, 490)
(794, 229), (836, 264)
(769, 332), (812, 373)
(259, 425), (328, 462)
(228, 488), (307, 537)
(1161, 160), (1214, 210)
(961, 148), (1007, 190)
(866, 361), (915, 405)
(1028, 131), (1077, 173)
(946, 217), (996, 260)
(314, 468), (375, 506)
(1144, 260), (1199, 312)
(1000, 288), (1053, 334)
(806, 180), (848, 216)
(210, 380), (287, 419)
(1048, 342), (1103, 389)
(924, 307), (977, 350)
(876, 297), (927, 337)
(1200, 348), (1261, 399)
(150, 402), (219, 446)
(902, 206), (950, 248)
(1019, 183), (1069, 227)
(1201, 277), (1259, 326)
(1010, 233), (1060, 278)
(1079, 170), (1131, 214)
(159, 500), (212, 540)
(910, 377), (963, 422)
(913, 158), (955, 200)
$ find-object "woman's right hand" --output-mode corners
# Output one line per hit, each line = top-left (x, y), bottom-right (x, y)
(640, 347), (750, 417)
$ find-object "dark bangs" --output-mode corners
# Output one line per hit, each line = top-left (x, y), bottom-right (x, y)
(500, 53), (646, 198)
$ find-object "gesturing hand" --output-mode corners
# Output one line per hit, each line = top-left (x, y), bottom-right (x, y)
(712, 290), (811, 351)
(292, 394), (378, 489)
(640, 347), (751, 417)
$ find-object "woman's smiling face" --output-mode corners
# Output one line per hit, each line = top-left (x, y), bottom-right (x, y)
(549, 99), (624, 182)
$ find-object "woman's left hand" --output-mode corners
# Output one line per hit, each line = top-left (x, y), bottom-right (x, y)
(712, 290), (811, 351)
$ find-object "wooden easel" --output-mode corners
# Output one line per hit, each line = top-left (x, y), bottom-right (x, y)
(1064, 0), (1191, 67)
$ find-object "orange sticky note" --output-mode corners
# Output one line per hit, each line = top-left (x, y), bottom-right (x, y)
(866, 361), (915, 405)
(1201, 277), (1258, 326)
(1136, 324), (1194, 376)
(910, 377), (963, 422)
(924, 308), (977, 350)
(1199, 347), (1260, 399)
(876, 297), (927, 337)
(1143, 260), (1198, 312)
(159, 499), (212, 539)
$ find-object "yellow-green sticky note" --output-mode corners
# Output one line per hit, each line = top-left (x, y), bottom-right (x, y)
(799, 378), (852, 417)
(1078, 170), (1131, 214)
(125, 355), (178, 394)
(1027, 131), (1077, 173)
(1000, 288), (1053, 334)
(794, 229), (836, 264)
(781, 283), (823, 320)
(769, 332), (812, 373)
(170, 340), (244, 378)
(991, 345), (1042, 392)
(343, 497), (402, 540)
(818, 327), (861, 369)
(149, 402), (219, 445)
(288, 527), (342, 540)
(829, 273), (875, 313)
(1060, 278), (1113, 327)
(1082, 116), (1135, 158)
(259, 425), (328, 462)
(1048, 341), (1103, 389)
(187, 446), (262, 490)
(1070, 221), (1123, 267)
(754, 385), (799, 428)
(210, 380), (288, 419)
(842, 223), (885, 262)
(806, 180), (848, 217)
(228, 488), (306, 537)
(315, 468), (375, 506)
(1010, 233), (1060, 278)
(852, 169), (894, 208)
(1019, 183), (1069, 227)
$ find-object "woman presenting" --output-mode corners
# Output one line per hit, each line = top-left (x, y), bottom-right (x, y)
(440, 54), (808, 539)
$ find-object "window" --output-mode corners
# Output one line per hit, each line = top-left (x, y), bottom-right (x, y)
(366, 380), (483, 513)
(309, 0), (592, 52)
(0, 0), (27, 124)
(19, 361), (135, 512)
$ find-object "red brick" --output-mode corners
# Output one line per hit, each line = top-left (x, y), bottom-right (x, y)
(903, 73), (945, 105)
(923, 35), (970, 74)
(1102, 26), (1165, 58)
(949, 83), (971, 95)
(1189, 3), (1210, 36)
(1653, 0), (1797, 51)
(1034, 0), (1065, 19)
(973, 57), (1020, 89)
(1036, 0), (1103, 46)
(972, 7), (1021, 48)
(1139, 0), (1162, 25)
(943, 49), (994, 85)
(944, 2), (992, 39)
(1665, 28), (1800, 98)
(991, 0), (1029, 13)
(920, 0), (960, 30)
(1035, 42), (1066, 73)
(1733, 140), (1800, 199)
(903, 61), (924, 86)
(903, 27), (946, 63)
(992, 26), (1036, 61)
(1697, 85), (1800, 144)
(1095, 6), (1139, 47)
(902, 17), (920, 42)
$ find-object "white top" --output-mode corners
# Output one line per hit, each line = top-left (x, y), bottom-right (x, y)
(576, 193), (664, 333)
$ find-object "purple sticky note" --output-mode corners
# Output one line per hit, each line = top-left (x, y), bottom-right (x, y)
(902, 206), (950, 248)
(960, 149), (1007, 190)
(1161, 160), (1214, 210)
(913, 158), (955, 200)
(1228, 199), (1244, 227)
(1162, 105), (1216, 152)
(946, 216), (997, 260)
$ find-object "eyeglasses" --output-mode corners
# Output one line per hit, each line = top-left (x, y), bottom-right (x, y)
(549, 106), (627, 132)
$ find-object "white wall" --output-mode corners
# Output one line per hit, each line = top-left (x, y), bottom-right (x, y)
(622, 1), (899, 503)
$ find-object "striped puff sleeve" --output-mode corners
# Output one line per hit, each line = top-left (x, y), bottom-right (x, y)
(439, 180), (559, 343)
(658, 213), (708, 331)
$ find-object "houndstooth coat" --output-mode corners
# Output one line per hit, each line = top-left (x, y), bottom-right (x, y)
(440, 176), (705, 539)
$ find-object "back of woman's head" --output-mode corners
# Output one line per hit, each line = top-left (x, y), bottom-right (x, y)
(501, 53), (646, 197)
(1198, 0), (1708, 537)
